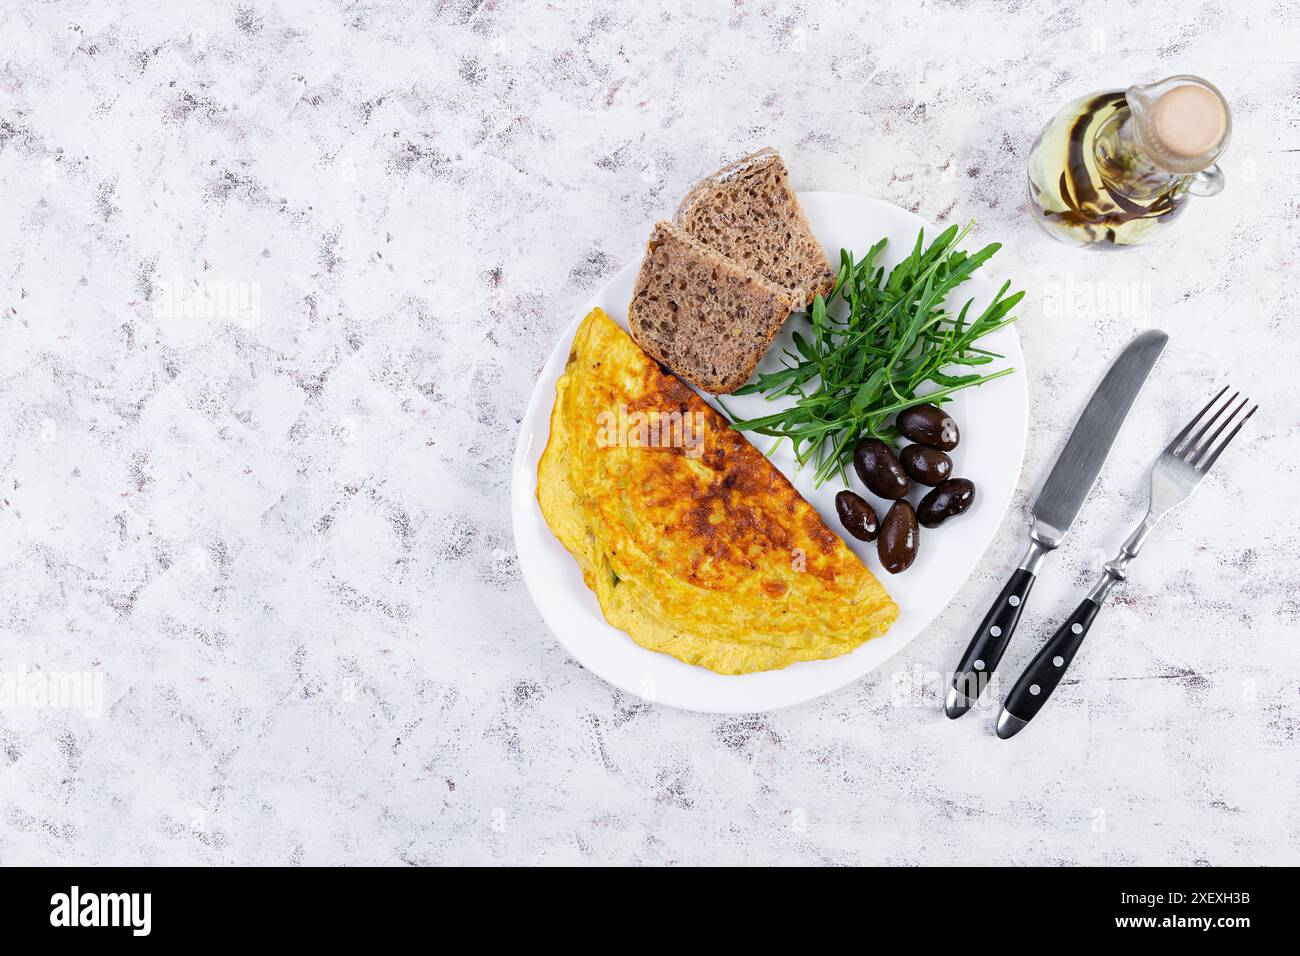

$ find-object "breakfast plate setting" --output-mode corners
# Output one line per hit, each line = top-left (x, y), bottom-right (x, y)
(511, 151), (1027, 713)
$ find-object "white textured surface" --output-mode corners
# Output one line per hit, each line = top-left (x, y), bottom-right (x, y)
(1, 1), (1297, 866)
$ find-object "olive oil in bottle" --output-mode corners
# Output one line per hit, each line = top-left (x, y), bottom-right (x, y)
(1027, 75), (1231, 248)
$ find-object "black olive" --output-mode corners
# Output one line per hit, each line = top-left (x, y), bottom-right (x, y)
(877, 500), (919, 574)
(853, 438), (912, 500)
(899, 444), (953, 486)
(917, 478), (977, 528)
(897, 403), (960, 451)
(835, 490), (878, 542)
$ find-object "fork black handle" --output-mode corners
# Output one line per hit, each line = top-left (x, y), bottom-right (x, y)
(945, 569), (1036, 718)
(993, 515), (1138, 738)
(996, 599), (1101, 738)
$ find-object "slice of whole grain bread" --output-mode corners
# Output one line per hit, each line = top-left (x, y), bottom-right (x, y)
(673, 147), (834, 309)
(628, 221), (793, 395)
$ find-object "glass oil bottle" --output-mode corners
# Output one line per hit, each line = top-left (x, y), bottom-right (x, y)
(1027, 75), (1231, 248)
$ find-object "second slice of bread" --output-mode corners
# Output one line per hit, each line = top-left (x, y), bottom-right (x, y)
(628, 221), (793, 395)
(674, 147), (835, 309)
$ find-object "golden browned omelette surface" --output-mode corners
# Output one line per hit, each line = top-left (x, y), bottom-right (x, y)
(536, 307), (897, 675)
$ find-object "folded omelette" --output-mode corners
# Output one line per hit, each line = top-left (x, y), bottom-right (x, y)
(537, 308), (898, 675)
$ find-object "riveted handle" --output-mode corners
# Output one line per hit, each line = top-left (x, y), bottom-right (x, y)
(997, 599), (1101, 738)
(945, 569), (1036, 718)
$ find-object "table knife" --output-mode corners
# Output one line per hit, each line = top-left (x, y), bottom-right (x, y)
(943, 329), (1168, 719)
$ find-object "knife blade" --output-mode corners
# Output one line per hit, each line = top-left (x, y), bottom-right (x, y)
(943, 329), (1168, 719)
(1030, 329), (1170, 546)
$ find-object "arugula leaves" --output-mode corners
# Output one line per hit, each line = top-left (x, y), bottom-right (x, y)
(722, 223), (1023, 487)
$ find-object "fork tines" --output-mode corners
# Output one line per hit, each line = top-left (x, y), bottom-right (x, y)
(1166, 385), (1258, 471)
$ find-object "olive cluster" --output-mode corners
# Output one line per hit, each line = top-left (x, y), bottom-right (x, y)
(834, 404), (976, 574)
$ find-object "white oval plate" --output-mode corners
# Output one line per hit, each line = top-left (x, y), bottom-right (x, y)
(511, 193), (1027, 712)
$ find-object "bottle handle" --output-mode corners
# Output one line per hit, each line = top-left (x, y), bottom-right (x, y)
(1188, 163), (1225, 197)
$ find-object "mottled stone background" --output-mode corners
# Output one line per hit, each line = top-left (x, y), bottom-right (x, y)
(1, 0), (1296, 865)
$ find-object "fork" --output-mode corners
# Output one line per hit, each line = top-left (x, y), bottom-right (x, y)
(996, 385), (1258, 739)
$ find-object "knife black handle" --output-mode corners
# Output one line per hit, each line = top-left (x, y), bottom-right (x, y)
(997, 598), (1101, 738)
(945, 568), (1035, 718)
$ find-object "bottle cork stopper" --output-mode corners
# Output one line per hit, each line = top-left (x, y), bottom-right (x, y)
(1149, 84), (1227, 159)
